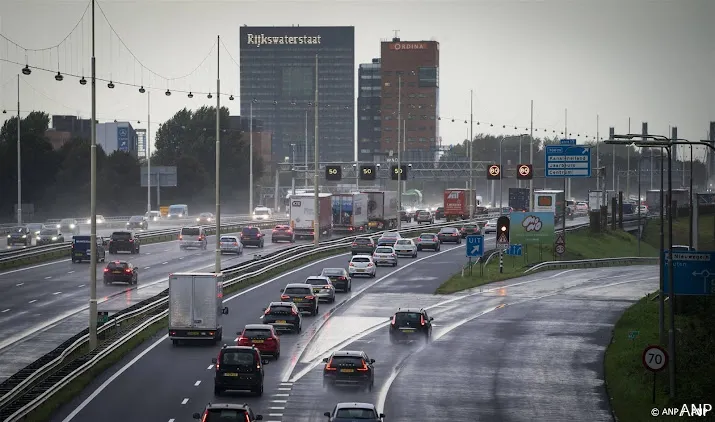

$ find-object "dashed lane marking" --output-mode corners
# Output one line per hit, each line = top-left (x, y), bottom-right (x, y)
(181, 398), (189, 405)
(207, 364), (214, 370)
(144, 267), (151, 270)
(194, 380), (201, 386)
(162, 262), (168, 265)
(53, 292), (62, 295)
(1, 309), (9, 313)
(277, 387), (291, 391)
(273, 393), (289, 397)
(268, 407), (285, 410)
(78, 284), (85, 288)
(15, 283), (23, 287)
(179, 257), (184, 260)
(28, 300), (37, 304)
(68, 271), (75, 274)
(168, 419), (175, 422)
(271, 400), (287, 403)
(268, 414), (283, 417)
(44, 276), (52, 279)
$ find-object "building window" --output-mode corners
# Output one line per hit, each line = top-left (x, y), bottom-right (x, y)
(419, 137), (427, 142)
(385, 137), (392, 142)
(384, 127), (392, 132)
(384, 115), (393, 120)
(418, 66), (438, 88)
(384, 82), (391, 87)
(360, 116), (369, 120)
(408, 137), (416, 142)
(430, 115), (436, 120)
(408, 93), (416, 98)
(420, 115), (428, 120)
(430, 137), (435, 143)
(417, 93), (426, 98)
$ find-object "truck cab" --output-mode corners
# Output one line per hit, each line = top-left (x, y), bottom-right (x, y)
(71, 235), (106, 263)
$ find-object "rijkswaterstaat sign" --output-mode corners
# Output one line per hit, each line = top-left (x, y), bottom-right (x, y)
(246, 33), (322, 46)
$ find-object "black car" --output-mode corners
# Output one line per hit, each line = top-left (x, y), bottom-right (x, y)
(320, 268), (352, 292)
(389, 307), (433, 343)
(212, 345), (269, 396)
(324, 403), (385, 422)
(271, 225), (295, 243)
(193, 403), (264, 422)
(435, 207), (445, 220)
(103, 261), (138, 285)
(350, 237), (375, 255)
(126, 216), (148, 230)
(36, 228), (65, 245)
(437, 227), (461, 244)
(262, 302), (302, 333)
(399, 210), (411, 223)
(108, 231), (140, 254)
(460, 223), (481, 238)
(6, 227), (31, 246)
(323, 350), (375, 391)
(279, 283), (319, 315)
(240, 227), (265, 248)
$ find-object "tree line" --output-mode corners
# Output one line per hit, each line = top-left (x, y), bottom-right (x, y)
(0, 106), (262, 221)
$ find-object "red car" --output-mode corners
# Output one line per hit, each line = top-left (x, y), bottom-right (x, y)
(237, 324), (281, 359)
(271, 225), (295, 243)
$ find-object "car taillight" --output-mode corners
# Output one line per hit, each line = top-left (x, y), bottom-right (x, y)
(420, 315), (426, 325)
(357, 360), (369, 371)
(391, 253), (396, 257)
(233, 242), (238, 246)
(351, 242), (358, 246)
(452, 233), (458, 236)
(349, 262), (355, 266)
(367, 263), (373, 267)
(200, 411), (208, 422)
(267, 336), (276, 343)
(199, 235), (205, 240)
(265, 308), (272, 315)
(339, 276), (346, 280)
(179, 235), (183, 240)
(415, 238), (421, 242)
(305, 295), (315, 300)
(103, 268), (109, 273)
(348, 227), (354, 231)
(237, 336), (250, 345)
(272, 230), (278, 233)
(325, 358), (337, 371)
(310, 231), (315, 235)
(291, 308), (299, 316)
(390, 315), (396, 325)
(244, 414), (250, 422)
(125, 268), (132, 274)
(129, 239), (134, 242)
(280, 294), (290, 300)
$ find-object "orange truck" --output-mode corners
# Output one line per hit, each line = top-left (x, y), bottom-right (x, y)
(443, 188), (472, 221)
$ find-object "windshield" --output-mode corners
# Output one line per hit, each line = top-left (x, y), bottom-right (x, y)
(395, 312), (422, 324)
(375, 247), (393, 254)
(204, 410), (247, 422)
(40, 229), (58, 235)
(129, 216), (143, 222)
(254, 208), (271, 215)
(221, 351), (255, 365)
(352, 257), (371, 263)
(381, 233), (399, 238)
(181, 228), (200, 236)
(419, 234), (435, 239)
(242, 227), (260, 235)
(268, 305), (293, 314)
(60, 219), (74, 224)
(439, 228), (456, 233)
(463, 224), (477, 229)
(107, 262), (128, 270)
(220, 237), (237, 242)
(111, 232), (132, 240)
(200, 213), (212, 218)
(243, 328), (272, 338)
(27, 224), (43, 231)
(11, 227), (25, 233)
(168, 206), (184, 213)
(321, 269), (344, 276)
(305, 278), (329, 286)
(395, 239), (411, 245)
(354, 238), (372, 244)
(284, 287), (312, 295)
(335, 408), (378, 419)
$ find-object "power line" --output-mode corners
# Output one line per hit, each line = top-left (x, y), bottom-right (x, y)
(0, 2), (91, 53)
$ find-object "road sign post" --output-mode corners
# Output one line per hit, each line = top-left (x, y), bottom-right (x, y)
(555, 232), (566, 257)
(466, 235), (484, 277)
(642, 344), (669, 403)
(662, 250), (715, 295)
(506, 244), (522, 256)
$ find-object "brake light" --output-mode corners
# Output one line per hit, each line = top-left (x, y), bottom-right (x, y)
(291, 308), (299, 316)
(232, 242), (238, 246)
(349, 262), (355, 266)
(103, 268), (109, 273)
(339, 276), (346, 280)
(129, 239), (134, 242)
(264, 307), (272, 315)
(391, 253), (396, 257)
(179, 235), (183, 240)
(237, 336), (250, 345)
(310, 231), (315, 235)
(266, 336), (276, 343)
(280, 294), (290, 300)
(215, 355), (221, 370)
(200, 411), (208, 422)
(349, 227), (354, 231)
(391, 315), (396, 325)
(325, 358), (337, 371)
(351, 242), (358, 246)
(305, 295), (315, 300)
(416, 238), (421, 242)
(199, 235), (205, 240)
(244, 414), (250, 422)
(124, 268), (132, 274)
(367, 263), (373, 267)
(420, 315), (426, 325)
(357, 360), (369, 371)
(453, 233), (458, 236)
(272, 230), (278, 233)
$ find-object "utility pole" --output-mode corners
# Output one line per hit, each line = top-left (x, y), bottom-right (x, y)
(469, 90), (474, 217)
(313, 54), (320, 247)
(88, 0), (98, 351)
(214, 35), (221, 273)
(529, 100), (533, 211)
(305, 108), (308, 187)
(147, 91), (151, 212)
(249, 100), (255, 213)
(626, 117), (631, 198)
(396, 73), (402, 231)
(16, 74), (21, 225)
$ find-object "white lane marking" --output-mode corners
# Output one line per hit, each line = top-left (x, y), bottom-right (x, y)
(268, 407), (285, 410)
(549, 269), (577, 278)
(271, 400), (287, 403)
(143, 267), (151, 270)
(268, 414), (283, 417)
(53, 292), (62, 295)
(58, 251), (438, 420)
(168, 419), (175, 422)
(44, 276), (52, 280)
(279, 382), (293, 386)
(145, 252), (151, 255)
(163, 249), (169, 252)
(179, 257), (184, 260)
(273, 393), (289, 397)
(181, 398), (189, 405)
(78, 284), (85, 288)
(28, 300), (37, 304)
(194, 380), (201, 386)
(68, 271), (75, 274)
(0, 259), (70, 276)
(1, 309), (10, 313)
(15, 283), (23, 287)
(277, 387), (291, 391)
(162, 262), (168, 265)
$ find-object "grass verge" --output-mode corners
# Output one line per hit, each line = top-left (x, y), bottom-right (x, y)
(604, 294), (715, 421)
(436, 228), (659, 294)
(642, 214), (715, 251)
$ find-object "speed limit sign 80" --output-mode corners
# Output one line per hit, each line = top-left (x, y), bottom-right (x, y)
(642, 345), (668, 372)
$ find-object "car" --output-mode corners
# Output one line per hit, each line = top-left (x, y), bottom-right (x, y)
(324, 403), (385, 422)
(26, 223), (44, 237)
(322, 350), (375, 391)
(241, 226), (265, 248)
(211, 345), (269, 396)
(145, 210), (161, 222)
(271, 225), (295, 243)
(86, 215), (106, 225)
(197, 212), (214, 224)
(399, 210), (412, 223)
(437, 227), (461, 244)
(349, 255), (377, 277)
(179, 226), (207, 250)
(393, 239), (417, 257)
(219, 235), (243, 255)
(460, 223), (481, 238)
(483, 218), (497, 234)
(389, 307), (433, 343)
(435, 207), (445, 220)
(108, 231), (140, 254)
(237, 324), (281, 359)
(126, 215), (148, 230)
(350, 237), (376, 255)
(7, 226), (31, 246)
(372, 246), (397, 267)
(103, 260), (138, 285)
(415, 233), (440, 251)
(57, 218), (80, 235)
(320, 268), (351, 292)
(71, 235), (106, 263)
(304, 276), (336, 303)
(575, 202), (589, 213)
(415, 210), (434, 224)
(280, 283), (319, 315)
(252, 206), (272, 220)
(193, 403), (264, 422)
(377, 232), (401, 247)
(262, 301), (302, 333)
(36, 227), (65, 245)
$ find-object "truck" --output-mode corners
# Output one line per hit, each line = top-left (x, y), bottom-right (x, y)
(289, 193), (333, 240)
(331, 193), (369, 234)
(168, 272), (229, 345)
(362, 190), (398, 231)
(646, 188), (690, 216)
(443, 188), (472, 221)
(533, 189), (565, 224)
(508, 188), (530, 212)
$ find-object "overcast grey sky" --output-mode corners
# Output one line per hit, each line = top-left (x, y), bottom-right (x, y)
(1, 0), (713, 161)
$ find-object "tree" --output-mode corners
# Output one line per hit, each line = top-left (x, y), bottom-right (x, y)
(98, 151), (143, 213)
(49, 138), (107, 215)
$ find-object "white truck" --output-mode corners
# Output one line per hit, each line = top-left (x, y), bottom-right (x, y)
(168, 272), (229, 345)
(289, 193), (333, 240)
(331, 193), (369, 234)
(363, 190), (398, 230)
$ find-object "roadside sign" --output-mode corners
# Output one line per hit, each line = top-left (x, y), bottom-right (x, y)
(662, 250), (715, 295)
(97, 311), (109, 324)
(466, 235), (484, 258)
(487, 164), (501, 180)
(501, 207), (511, 216)
(496, 233), (509, 249)
(545, 145), (592, 178)
(560, 138), (577, 145)
(506, 244), (522, 256)
(642, 345), (668, 372)
(555, 232), (566, 255)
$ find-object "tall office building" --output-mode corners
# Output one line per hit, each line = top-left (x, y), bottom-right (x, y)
(239, 26), (355, 165)
(357, 58), (381, 162)
(380, 37), (439, 162)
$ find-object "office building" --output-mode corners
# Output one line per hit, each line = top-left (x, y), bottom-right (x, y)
(96, 122), (139, 156)
(239, 26), (355, 164)
(380, 37), (439, 162)
(52, 115), (91, 141)
(357, 58), (382, 162)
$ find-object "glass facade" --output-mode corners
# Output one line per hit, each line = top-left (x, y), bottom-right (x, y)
(357, 58), (381, 162)
(239, 26), (355, 164)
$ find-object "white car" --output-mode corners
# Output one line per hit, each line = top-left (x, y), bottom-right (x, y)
(86, 215), (106, 224)
(483, 219), (497, 234)
(253, 206), (272, 220)
(372, 246), (398, 267)
(145, 211), (162, 222)
(219, 235), (243, 255)
(348, 255), (377, 278)
(393, 239), (417, 257)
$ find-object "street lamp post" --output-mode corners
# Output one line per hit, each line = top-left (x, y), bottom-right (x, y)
(16, 74), (21, 226)
(147, 91), (151, 213)
(214, 35), (221, 274)
(469, 90), (474, 217)
(249, 99), (257, 213)
(313, 54), (320, 247)
(305, 107), (309, 187)
(396, 73), (402, 231)
(88, 0), (98, 351)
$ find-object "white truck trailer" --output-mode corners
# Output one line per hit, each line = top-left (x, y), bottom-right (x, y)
(168, 272), (229, 345)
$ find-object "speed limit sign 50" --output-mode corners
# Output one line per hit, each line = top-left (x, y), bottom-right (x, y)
(642, 345), (668, 372)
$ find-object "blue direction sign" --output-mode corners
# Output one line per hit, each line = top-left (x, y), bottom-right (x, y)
(560, 138), (577, 145)
(662, 250), (715, 295)
(506, 244), (523, 256)
(545, 145), (592, 178)
(466, 235), (484, 258)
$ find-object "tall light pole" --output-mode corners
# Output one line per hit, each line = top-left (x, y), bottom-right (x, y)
(396, 73), (402, 231)
(88, 0), (98, 351)
(313, 54), (320, 247)
(214, 35), (221, 273)
(16, 74), (21, 225)
(146, 91), (151, 213)
(529, 100), (533, 211)
(305, 106), (309, 187)
(249, 99), (256, 213)
(469, 89), (474, 217)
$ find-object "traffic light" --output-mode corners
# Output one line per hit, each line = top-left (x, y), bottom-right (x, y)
(325, 165), (342, 181)
(360, 165), (377, 181)
(390, 165), (409, 181)
(516, 164), (533, 180)
(487, 164), (501, 180)
(496, 216), (510, 244)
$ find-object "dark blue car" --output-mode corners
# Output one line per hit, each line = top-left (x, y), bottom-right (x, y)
(71, 235), (106, 263)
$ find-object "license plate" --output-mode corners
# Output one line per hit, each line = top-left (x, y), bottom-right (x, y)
(276, 320), (287, 324)
(293, 298), (302, 302)
(252, 340), (264, 344)
(187, 331), (200, 336)
(402, 329), (415, 333)
(313, 288), (321, 293)
(340, 369), (355, 373)
(223, 372), (239, 377)
(357, 269), (365, 272)
(112, 271), (122, 274)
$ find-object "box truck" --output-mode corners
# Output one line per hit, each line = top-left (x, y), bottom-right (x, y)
(362, 190), (398, 230)
(508, 188), (530, 212)
(290, 193), (333, 240)
(533, 189), (565, 224)
(443, 188), (472, 221)
(331, 193), (369, 234)
(168, 272), (229, 345)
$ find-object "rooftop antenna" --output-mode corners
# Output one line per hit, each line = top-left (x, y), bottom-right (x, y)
(392, 30), (400, 41)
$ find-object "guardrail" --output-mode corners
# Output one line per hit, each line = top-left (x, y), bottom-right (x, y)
(523, 256), (659, 274)
(0, 218), (487, 420)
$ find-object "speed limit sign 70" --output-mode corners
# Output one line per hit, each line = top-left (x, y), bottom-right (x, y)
(642, 345), (668, 372)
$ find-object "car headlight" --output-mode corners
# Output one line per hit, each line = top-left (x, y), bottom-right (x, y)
(36, 236), (40, 241)
(6, 235), (9, 238)
(178, 214), (183, 218)
(196, 218), (200, 222)
(22, 235), (26, 238)
(69, 224), (75, 229)
(56, 224), (61, 229)
(87, 219), (91, 224)
(52, 236), (57, 240)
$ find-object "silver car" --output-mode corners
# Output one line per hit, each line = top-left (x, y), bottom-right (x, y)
(348, 255), (377, 277)
(483, 219), (498, 234)
(304, 276), (336, 303)
(219, 235), (243, 255)
(393, 239), (417, 257)
(372, 246), (397, 267)
(377, 232), (402, 247)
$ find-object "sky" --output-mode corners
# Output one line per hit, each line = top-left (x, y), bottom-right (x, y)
(1, 0), (713, 161)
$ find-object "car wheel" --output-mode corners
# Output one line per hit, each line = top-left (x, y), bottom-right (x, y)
(254, 383), (264, 396)
(275, 350), (280, 359)
(214, 386), (222, 396)
(392, 262), (397, 267)
(348, 282), (352, 292)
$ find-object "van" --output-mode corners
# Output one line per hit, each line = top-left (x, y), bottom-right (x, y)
(71, 235), (106, 263)
(180, 226), (207, 250)
(168, 204), (189, 219)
